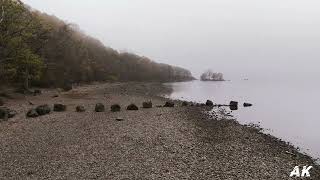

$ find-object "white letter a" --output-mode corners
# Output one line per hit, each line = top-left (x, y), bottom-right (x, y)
(290, 166), (300, 177)
(301, 166), (312, 177)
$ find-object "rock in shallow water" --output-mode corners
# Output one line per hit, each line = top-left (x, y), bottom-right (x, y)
(243, 102), (253, 107)
(229, 101), (238, 107)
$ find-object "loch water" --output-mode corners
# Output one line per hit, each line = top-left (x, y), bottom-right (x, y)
(166, 79), (320, 159)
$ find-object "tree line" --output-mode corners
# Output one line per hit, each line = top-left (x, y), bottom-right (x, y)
(0, 0), (194, 90)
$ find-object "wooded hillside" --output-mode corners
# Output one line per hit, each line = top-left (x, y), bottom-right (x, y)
(0, 0), (194, 89)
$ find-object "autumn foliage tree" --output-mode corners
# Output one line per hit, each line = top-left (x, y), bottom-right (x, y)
(0, 0), (48, 89)
(0, 0), (194, 89)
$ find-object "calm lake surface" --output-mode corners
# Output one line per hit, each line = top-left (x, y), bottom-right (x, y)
(166, 80), (320, 158)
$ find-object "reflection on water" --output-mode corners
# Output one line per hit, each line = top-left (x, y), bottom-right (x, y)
(165, 80), (320, 158)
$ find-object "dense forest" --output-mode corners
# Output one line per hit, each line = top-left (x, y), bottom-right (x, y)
(0, 0), (194, 90)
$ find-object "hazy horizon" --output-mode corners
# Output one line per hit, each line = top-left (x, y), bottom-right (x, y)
(22, 0), (320, 80)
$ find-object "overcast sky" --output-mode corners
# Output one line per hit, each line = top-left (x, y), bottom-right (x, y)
(22, 0), (320, 80)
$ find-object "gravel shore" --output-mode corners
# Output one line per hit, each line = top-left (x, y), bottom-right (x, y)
(0, 82), (319, 179)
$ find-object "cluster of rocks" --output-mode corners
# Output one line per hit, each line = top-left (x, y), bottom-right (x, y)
(27, 104), (52, 118)
(2, 98), (249, 121)
(229, 101), (253, 110)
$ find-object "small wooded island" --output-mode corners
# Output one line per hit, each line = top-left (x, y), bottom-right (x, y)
(200, 70), (224, 81)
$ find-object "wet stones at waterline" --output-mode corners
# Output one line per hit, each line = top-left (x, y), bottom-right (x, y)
(127, 104), (139, 110)
(95, 103), (105, 112)
(229, 101), (239, 111)
(111, 104), (121, 112)
(229, 101), (238, 107)
(206, 100), (214, 106)
(76, 105), (86, 112)
(54, 104), (67, 112)
(164, 101), (174, 107)
(142, 101), (152, 108)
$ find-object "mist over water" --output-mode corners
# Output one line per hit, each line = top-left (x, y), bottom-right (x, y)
(167, 79), (320, 158)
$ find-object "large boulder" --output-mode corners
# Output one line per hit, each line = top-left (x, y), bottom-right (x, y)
(76, 105), (86, 112)
(206, 100), (214, 106)
(127, 104), (139, 110)
(36, 105), (51, 116)
(95, 103), (105, 112)
(142, 101), (152, 108)
(164, 101), (174, 107)
(53, 104), (67, 112)
(229, 101), (238, 111)
(26, 109), (39, 118)
(111, 104), (121, 112)
(229, 101), (238, 107)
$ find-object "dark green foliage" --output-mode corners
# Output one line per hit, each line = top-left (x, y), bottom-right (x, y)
(0, 1), (194, 88)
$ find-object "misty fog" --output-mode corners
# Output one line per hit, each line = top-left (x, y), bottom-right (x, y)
(22, 0), (320, 80)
